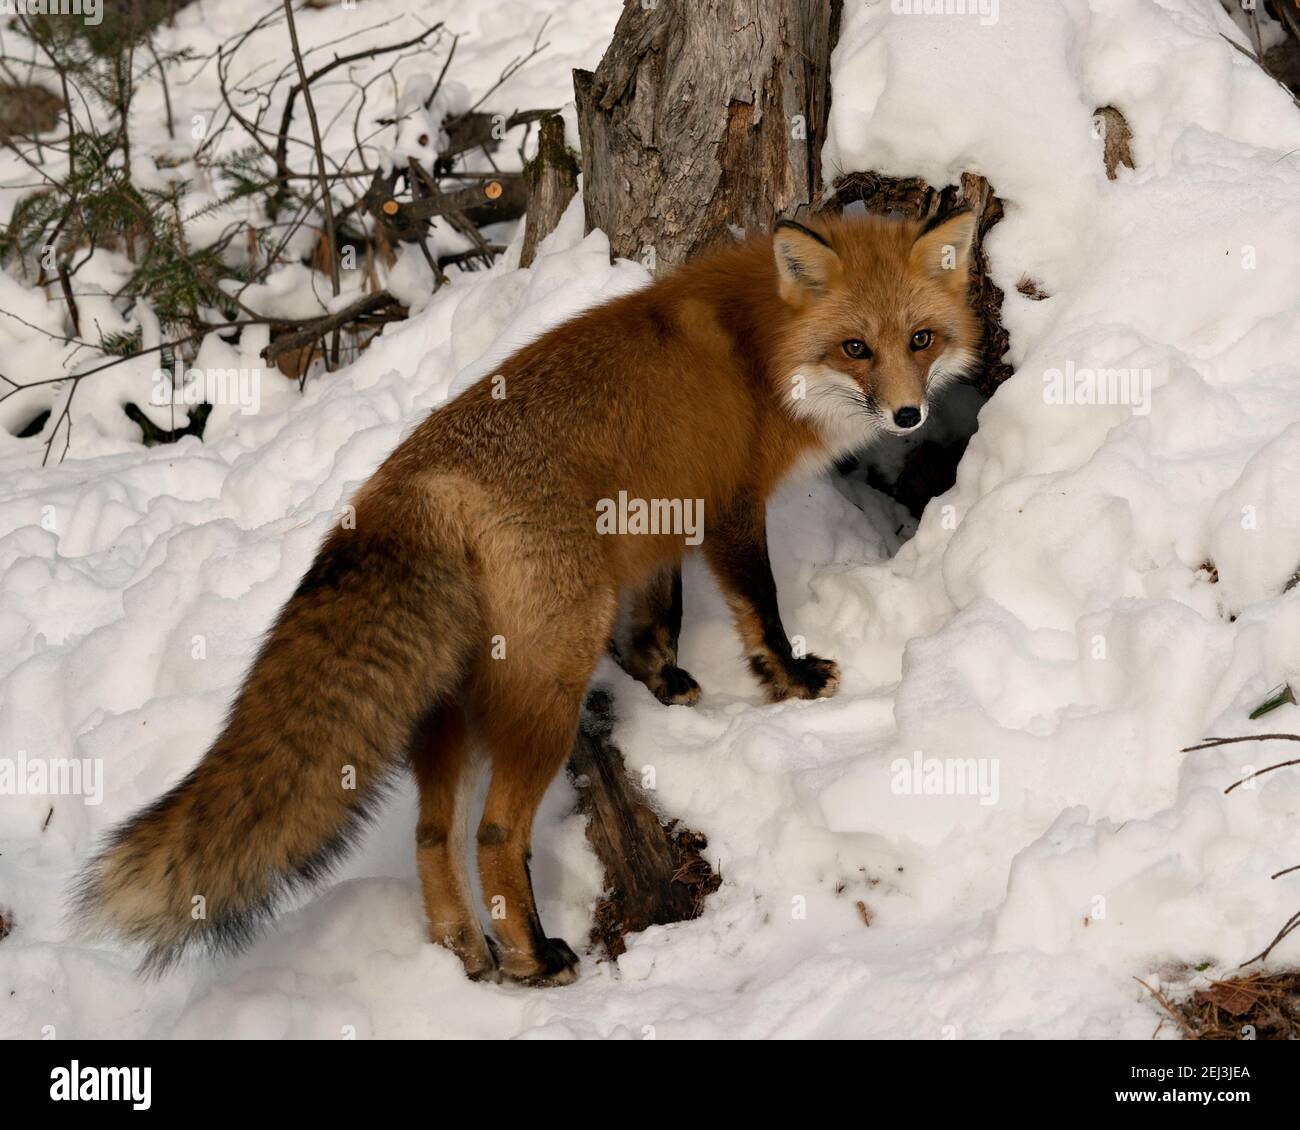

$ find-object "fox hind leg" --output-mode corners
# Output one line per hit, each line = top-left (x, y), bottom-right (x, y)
(411, 705), (499, 981)
(475, 590), (616, 986)
(614, 564), (701, 706)
(475, 682), (591, 986)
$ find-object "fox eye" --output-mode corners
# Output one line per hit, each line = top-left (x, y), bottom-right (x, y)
(842, 339), (871, 360)
(910, 329), (934, 351)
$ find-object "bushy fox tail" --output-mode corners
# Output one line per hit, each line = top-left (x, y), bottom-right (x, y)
(73, 523), (479, 974)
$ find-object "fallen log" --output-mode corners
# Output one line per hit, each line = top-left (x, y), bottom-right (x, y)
(568, 689), (720, 960)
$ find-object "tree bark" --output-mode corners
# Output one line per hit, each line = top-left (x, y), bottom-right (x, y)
(568, 690), (720, 959)
(1093, 105), (1135, 181)
(574, 0), (843, 269)
(520, 113), (579, 268)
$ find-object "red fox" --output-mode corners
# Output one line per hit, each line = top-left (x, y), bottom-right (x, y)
(75, 211), (979, 985)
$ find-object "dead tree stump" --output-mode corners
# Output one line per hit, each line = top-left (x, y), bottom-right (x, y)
(520, 113), (579, 268)
(574, 0), (843, 268)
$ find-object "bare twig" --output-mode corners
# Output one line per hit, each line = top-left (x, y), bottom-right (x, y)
(1240, 910), (1300, 968)
(1134, 976), (1197, 1039)
(56, 261), (81, 337)
(425, 32), (459, 111)
(282, 0), (343, 365)
(145, 36), (175, 140)
(1218, 31), (1300, 112)
(272, 21), (443, 194)
(1185, 728), (1300, 968)
(463, 15), (550, 117)
(262, 290), (406, 365)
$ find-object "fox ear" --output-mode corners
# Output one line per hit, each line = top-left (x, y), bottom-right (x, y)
(910, 209), (976, 294)
(773, 220), (841, 304)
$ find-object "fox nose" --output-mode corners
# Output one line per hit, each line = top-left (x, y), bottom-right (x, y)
(892, 406), (923, 431)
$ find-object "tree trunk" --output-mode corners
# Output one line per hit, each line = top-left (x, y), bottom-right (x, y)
(574, 0), (843, 269)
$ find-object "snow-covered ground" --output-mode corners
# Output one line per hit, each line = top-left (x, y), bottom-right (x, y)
(3, 0), (1300, 1038)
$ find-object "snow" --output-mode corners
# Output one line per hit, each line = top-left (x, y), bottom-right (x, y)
(3, 0), (1300, 1039)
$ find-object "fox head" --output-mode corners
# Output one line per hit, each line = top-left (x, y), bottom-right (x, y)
(771, 211), (980, 452)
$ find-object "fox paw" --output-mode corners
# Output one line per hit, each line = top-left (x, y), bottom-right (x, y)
(506, 937), (581, 988)
(466, 961), (502, 983)
(649, 664), (701, 706)
(752, 652), (840, 702)
(432, 928), (502, 984)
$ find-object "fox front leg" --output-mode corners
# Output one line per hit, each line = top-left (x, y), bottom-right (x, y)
(704, 494), (839, 702)
(612, 565), (701, 705)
